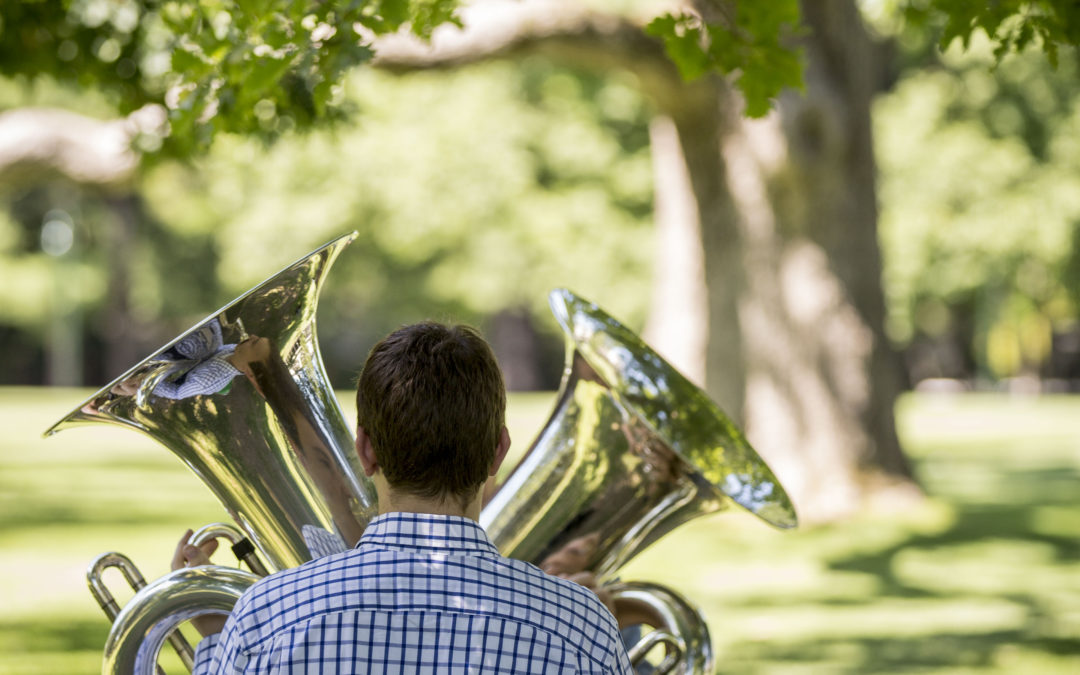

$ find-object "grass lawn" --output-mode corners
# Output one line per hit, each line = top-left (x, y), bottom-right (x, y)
(1, 388), (1078, 673)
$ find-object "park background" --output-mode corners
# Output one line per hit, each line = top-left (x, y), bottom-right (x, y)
(1, 0), (1079, 672)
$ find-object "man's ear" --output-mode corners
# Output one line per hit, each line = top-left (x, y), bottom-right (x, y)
(489, 426), (511, 477)
(356, 427), (378, 477)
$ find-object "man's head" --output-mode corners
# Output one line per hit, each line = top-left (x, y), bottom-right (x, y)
(355, 322), (507, 509)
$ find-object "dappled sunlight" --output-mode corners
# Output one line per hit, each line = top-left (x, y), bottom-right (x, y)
(621, 392), (1080, 672)
(891, 539), (1071, 596)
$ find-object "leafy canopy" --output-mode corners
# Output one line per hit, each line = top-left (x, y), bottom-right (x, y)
(874, 28), (1080, 379)
(1, 0), (807, 152)
(4, 1), (1077, 152)
(646, 2), (804, 118)
(901, 0), (1080, 65)
(0, 0), (460, 153)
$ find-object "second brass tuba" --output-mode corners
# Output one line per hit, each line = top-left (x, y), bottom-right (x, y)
(482, 288), (796, 571)
(481, 288), (797, 673)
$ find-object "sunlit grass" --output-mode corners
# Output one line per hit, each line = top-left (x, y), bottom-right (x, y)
(2, 388), (1079, 673)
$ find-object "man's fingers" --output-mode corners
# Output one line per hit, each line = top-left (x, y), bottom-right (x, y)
(538, 534), (601, 577)
(182, 544), (212, 566)
(199, 538), (219, 558)
(539, 560), (562, 576)
(171, 529), (219, 571)
(171, 529), (194, 571)
(562, 571), (598, 588)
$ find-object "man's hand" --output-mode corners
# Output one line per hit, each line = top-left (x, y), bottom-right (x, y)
(539, 534), (618, 618)
(172, 529), (228, 637)
(557, 570), (616, 617)
(226, 336), (272, 376)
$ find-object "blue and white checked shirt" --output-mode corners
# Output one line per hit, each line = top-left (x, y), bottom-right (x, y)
(192, 513), (633, 674)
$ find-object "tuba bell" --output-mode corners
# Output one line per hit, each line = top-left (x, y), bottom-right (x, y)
(482, 288), (796, 573)
(47, 236), (796, 675)
(48, 232), (377, 569)
(47, 232), (378, 673)
(481, 288), (797, 673)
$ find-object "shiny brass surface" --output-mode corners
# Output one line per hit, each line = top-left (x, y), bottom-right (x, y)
(87, 552), (195, 672)
(101, 565), (259, 675)
(481, 288), (796, 579)
(191, 522), (270, 577)
(51, 235), (375, 674)
(611, 581), (712, 675)
(47, 232), (376, 571)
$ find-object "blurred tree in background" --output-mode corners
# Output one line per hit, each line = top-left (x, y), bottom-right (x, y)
(0, 58), (656, 385)
(868, 4), (1080, 386)
(141, 61), (658, 390)
(2, 0), (1079, 521)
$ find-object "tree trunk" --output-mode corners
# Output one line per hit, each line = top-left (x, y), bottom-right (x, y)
(101, 194), (140, 381)
(707, 0), (915, 521)
(641, 114), (709, 390)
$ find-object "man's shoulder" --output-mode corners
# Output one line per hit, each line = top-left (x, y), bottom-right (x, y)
(493, 558), (623, 643)
(518, 561), (628, 671)
(231, 548), (358, 617)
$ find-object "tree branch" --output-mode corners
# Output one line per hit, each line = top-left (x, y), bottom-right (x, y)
(0, 105), (165, 188)
(372, 0), (706, 108)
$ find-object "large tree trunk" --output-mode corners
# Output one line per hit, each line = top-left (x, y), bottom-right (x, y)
(622, 4), (917, 519)
(712, 0), (915, 520)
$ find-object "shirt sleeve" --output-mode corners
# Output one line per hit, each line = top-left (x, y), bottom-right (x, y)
(191, 632), (221, 674)
(190, 612), (248, 675)
(612, 642), (635, 675)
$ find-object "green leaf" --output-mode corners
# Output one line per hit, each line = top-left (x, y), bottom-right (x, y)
(647, 8), (803, 117)
(171, 46), (210, 78)
(244, 53), (296, 98)
(646, 13), (711, 80)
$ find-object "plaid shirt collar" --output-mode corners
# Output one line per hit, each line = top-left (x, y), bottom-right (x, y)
(357, 511), (502, 557)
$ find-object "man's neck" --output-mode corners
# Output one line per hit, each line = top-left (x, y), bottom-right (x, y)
(377, 488), (482, 522)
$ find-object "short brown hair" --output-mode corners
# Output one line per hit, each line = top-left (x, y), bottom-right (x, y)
(356, 322), (506, 506)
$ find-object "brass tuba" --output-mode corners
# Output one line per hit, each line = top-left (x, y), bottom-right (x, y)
(47, 235), (796, 675)
(47, 233), (378, 673)
(481, 288), (797, 673)
(482, 288), (796, 569)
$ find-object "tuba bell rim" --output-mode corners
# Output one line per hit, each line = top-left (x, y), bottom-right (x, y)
(548, 288), (798, 530)
(43, 231), (360, 438)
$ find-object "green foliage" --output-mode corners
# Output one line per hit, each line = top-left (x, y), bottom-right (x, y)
(6, 0), (1078, 151)
(1, 0), (811, 152)
(0, 0), (154, 112)
(0, 0), (462, 153)
(902, 0), (1080, 65)
(645, 1), (805, 117)
(875, 38), (1080, 378)
(133, 61), (655, 381)
(0, 52), (654, 384)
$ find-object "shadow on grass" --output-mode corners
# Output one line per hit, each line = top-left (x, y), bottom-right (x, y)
(725, 631), (1080, 674)
(717, 449), (1080, 673)
(5, 392), (1080, 674)
(830, 502), (1080, 584)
